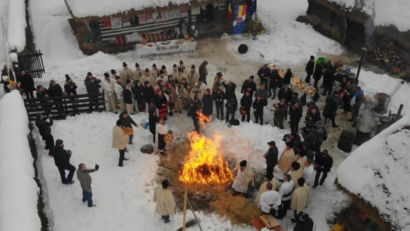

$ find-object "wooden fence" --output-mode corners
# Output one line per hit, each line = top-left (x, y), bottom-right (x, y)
(24, 92), (106, 121)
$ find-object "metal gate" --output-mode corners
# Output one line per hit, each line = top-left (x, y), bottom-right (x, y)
(17, 50), (45, 78)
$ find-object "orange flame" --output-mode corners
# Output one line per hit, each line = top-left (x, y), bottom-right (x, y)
(179, 132), (234, 185)
(197, 111), (210, 129)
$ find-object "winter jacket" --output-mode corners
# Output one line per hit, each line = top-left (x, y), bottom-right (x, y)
(315, 154), (333, 172)
(175, 73), (188, 84)
(302, 129), (317, 147)
(154, 186), (176, 216)
(254, 88), (268, 99)
(315, 127), (326, 144)
(53, 146), (71, 167)
(241, 79), (257, 95)
(313, 63), (323, 80)
(352, 90), (364, 109)
(214, 91), (225, 104)
(278, 148), (296, 174)
(170, 86), (183, 103)
(133, 84), (144, 103)
(202, 94), (213, 115)
(140, 74), (156, 88)
(265, 147), (278, 166)
(36, 89), (52, 107)
(119, 111), (137, 128)
(112, 126), (128, 150)
(291, 184), (310, 213)
(190, 90), (204, 101)
(283, 72), (292, 85)
(305, 60), (315, 75)
(225, 99), (238, 112)
(48, 84), (63, 97)
(240, 94), (253, 109)
(323, 95), (339, 119)
(155, 95), (168, 110)
(289, 106), (303, 123)
(253, 98), (267, 116)
(64, 81), (77, 96)
(305, 111), (321, 125)
(114, 82), (124, 100)
(35, 117), (53, 137)
(77, 169), (95, 192)
(18, 74), (35, 91)
(269, 72), (283, 89)
(290, 97), (300, 107)
(144, 83), (155, 103)
(123, 87), (134, 104)
(274, 104), (287, 121)
(222, 82), (236, 100)
(103, 79), (115, 96)
(323, 65), (336, 87)
(278, 87), (293, 103)
(189, 71), (200, 87)
(133, 68), (143, 81)
(257, 67), (270, 79)
(84, 77), (101, 94)
(199, 64), (207, 82)
(120, 68), (134, 86)
(149, 114), (157, 134)
(293, 217), (314, 231)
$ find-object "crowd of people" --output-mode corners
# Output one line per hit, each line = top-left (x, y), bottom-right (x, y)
(9, 54), (366, 230)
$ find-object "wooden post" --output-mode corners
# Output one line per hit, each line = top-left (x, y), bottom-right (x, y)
(182, 190), (188, 231)
(187, 197), (203, 231)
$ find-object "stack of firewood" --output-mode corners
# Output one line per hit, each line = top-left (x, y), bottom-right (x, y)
(368, 42), (406, 75)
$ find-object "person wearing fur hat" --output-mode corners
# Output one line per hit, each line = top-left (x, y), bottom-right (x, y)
(313, 150), (333, 188)
(141, 68), (156, 87)
(253, 95), (267, 125)
(53, 139), (76, 184)
(161, 65), (168, 77)
(150, 63), (160, 79)
(190, 85), (204, 101)
(84, 72), (101, 109)
(112, 120), (129, 167)
(154, 180), (176, 223)
(157, 70), (166, 83)
(176, 67), (188, 84)
(103, 72), (117, 113)
(274, 99), (287, 129)
(264, 141), (278, 178)
(202, 89), (213, 119)
(225, 97), (238, 123)
(133, 63), (142, 81)
(179, 60), (188, 75)
(189, 65), (200, 88)
(293, 212), (314, 231)
(278, 142), (296, 174)
(194, 79), (207, 93)
(35, 114), (54, 156)
(48, 79), (64, 112)
(291, 178), (310, 218)
(212, 72), (224, 94)
(240, 91), (252, 122)
(114, 76), (125, 111)
(120, 62), (133, 86)
(199, 61), (208, 84)
(170, 81), (184, 113)
(171, 64), (178, 78)
(255, 174), (279, 208)
(232, 160), (254, 195)
(241, 76), (257, 96)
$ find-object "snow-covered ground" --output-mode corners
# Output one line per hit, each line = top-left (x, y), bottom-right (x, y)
(0, 91), (41, 231)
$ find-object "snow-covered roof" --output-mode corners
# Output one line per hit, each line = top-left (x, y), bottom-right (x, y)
(337, 114), (410, 230)
(328, 0), (410, 32)
(65, 0), (211, 18)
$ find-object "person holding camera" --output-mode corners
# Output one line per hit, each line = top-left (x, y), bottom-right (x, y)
(77, 163), (99, 208)
(53, 139), (76, 184)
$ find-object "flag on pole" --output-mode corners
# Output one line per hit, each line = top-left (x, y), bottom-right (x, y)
(227, 0), (235, 20)
(250, 0), (257, 18)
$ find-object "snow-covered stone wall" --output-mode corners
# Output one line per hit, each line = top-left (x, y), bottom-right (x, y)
(7, 0), (27, 51)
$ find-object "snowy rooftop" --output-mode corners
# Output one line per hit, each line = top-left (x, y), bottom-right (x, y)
(328, 0), (410, 32)
(65, 0), (211, 18)
(336, 114), (410, 230)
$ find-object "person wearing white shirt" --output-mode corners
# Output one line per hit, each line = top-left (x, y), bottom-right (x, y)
(303, 159), (315, 186)
(103, 73), (116, 113)
(156, 117), (168, 156)
(260, 183), (281, 217)
(277, 174), (295, 219)
(114, 77), (125, 111)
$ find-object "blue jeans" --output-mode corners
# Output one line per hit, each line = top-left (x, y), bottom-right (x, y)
(82, 190), (93, 207)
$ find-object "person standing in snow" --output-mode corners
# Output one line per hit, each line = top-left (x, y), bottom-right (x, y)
(278, 142), (296, 174)
(64, 75), (77, 96)
(257, 64), (271, 88)
(35, 114), (54, 156)
(176, 68), (188, 84)
(291, 178), (310, 218)
(260, 183), (282, 217)
(303, 159), (315, 186)
(53, 139), (76, 184)
(302, 124), (317, 150)
(2, 64), (15, 81)
(269, 69), (283, 99)
(225, 98), (238, 123)
(214, 89), (225, 120)
(156, 117), (168, 156)
(120, 62), (133, 86)
(123, 80), (135, 115)
(154, 180), (176, 223)
(141, 68), (156, 88)
(171, 81), (184, 114)
(77, 163), (98, 208)
(151, 64), (160, 79)
(149, 108), (157, 143)
(190, 96), (202, 133)
(278, 84), (293, 105)
(48, 80), (64, 112)
(103, 73), (117, 113)
(312, 62), (324, 89)
(199, 61), (208, 84)
(276, 174), (294, 219)
(133, 80), (145, 113)
(114, 77), (125, 112)
(323, 91), (339, 128)
(350, 86), (364, 127)
(241, 76), (257, 97)
(289, 102), (303, 133)
(254, 84), (268, 101)
(144, 81), (155, 111)
(17, 70), (35, 100)
(201, 89), (213, 119)
(112, 120), (129, 167)
(274, 99), (287, 129)
(222, 80), (236, 100)
(253, 95), (267, 125)
(189, 65), (200, 88)
(84, 72), (101, 110)
(263, 141), (278, 178)
(133, 63), (142, 81)
(255, 174), (279, 208)
(305, 56), (315, 84)
(293, 212), (314, 231)
(212, 72), (224, 95)
(283, 69), (293, 86)
(119, 111), (138, 145)
(313, 150), (333, 188)
(231, 160), (254, 196)
(322, 64), (336, 96)
(240, 91), (253, 122)
(314, 121), (326, 155)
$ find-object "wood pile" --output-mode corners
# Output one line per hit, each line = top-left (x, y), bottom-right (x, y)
(368, 42), (407, 75)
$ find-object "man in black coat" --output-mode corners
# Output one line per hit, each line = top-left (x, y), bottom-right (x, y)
(350, 87), (364, 127)
(149, 108), (157, 142)
(292, 212), (314, 231)
(322, 64), (336, 96)
(18, 70), (35, 100)
(263, 141), (278, 177)
(225, 98), (238, 123)
(278, 84), (293, 104)
(199, 61), (208, 84)
(202, 89), (213, 118)
(35, 114), (54, 156)
(305, 56), (315, 84)
(84, 72), (101, 110)
(313, 150), (333, 188)
(257, 64), (270, 87)
(302, 125), (317, 148)
(253, 96), (267, 125)
(119, 111), (138, 145)
(190, 97), (202, 133)
(2, 64), (15, 81)
(241, 76), (257, 96)
(214, 89), (225, 120)
(312, 62), (324, 88)
(323, 91), (339, 127)
(222, 80), (236, 100)
(144, 81), (155, 110)
(53, 139), (76, 184)
(240, 91), (253, 122)
(49, 80), (64, 112)
(269, 69), (283, 99)
(289, 103), (303, 133)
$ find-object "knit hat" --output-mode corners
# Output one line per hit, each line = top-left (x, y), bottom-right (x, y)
(65, 74), (71, 81)
(203, 61), (208, 65)
(123, 62), (127, 67)
(297, 177), (305, 187)
(50, 80), (55, 84)
(115, 76), (121, 80)
(180, 60), (184, 64)
(161, 65), (166, 69)
(249, 75), (254, 79)
(268, 141), (276, 146)
(240, 160), (247, 167)
(87, 72), (92, 76)
(152, 63), (157, 68)
(310, 55), (315, 59)
(191, 65), (195, 69)
(145, 68), (149, 72)
(104, 73), (110, 78)
(135, 63), (140, 67)
(111, 69), (116, 74)
(291, 162), (300, 170)
(173, 64), (177, 67)
(55, 139), (63, 146)
(161, 180), (169, 188)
